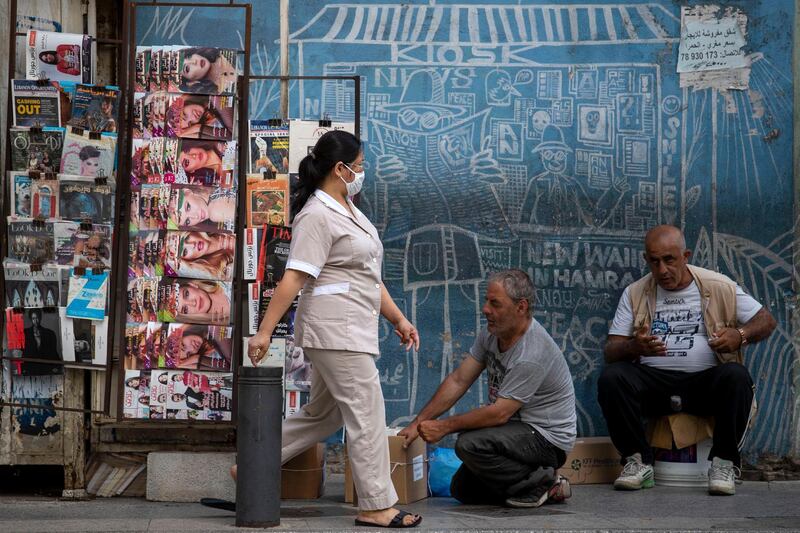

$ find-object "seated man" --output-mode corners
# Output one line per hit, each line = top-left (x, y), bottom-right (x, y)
(399, 269), (576, 508)
(599, 225), (776, 495)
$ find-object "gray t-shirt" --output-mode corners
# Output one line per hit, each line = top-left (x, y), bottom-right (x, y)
(469, 319), (577, 452)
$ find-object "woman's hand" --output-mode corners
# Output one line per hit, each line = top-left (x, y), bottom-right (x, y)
(393, 318), (420, 351)
(248, 330), (272, 366)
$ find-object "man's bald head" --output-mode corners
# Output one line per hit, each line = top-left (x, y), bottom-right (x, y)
(644, 225), (686, 253)
(642, 225), (692, 290)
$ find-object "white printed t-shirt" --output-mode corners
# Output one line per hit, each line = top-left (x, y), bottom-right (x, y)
(609, 281), (762, 372)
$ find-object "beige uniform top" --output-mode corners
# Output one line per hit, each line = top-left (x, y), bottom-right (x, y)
(286, 189), (384, 355)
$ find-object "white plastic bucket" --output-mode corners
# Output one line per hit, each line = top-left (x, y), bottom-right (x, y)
(653, 439), (712, 487)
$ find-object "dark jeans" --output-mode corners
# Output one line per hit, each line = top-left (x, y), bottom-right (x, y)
(597, 361), (754, 466)
(449, 421), (567, 505)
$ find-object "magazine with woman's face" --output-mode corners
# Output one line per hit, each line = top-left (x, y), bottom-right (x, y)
(157, 278), (232, 325)
(26, 30), (92, 84)
(163, 231), (235, 281)
(166, 184), (236, 233)
(59, 131), (116, 178)
(165, 93), (235, 141)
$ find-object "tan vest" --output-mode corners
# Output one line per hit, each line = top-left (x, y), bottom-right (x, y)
(626, 264), (742, 365)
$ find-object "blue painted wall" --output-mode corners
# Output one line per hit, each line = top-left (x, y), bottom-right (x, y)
(136, 0), (796, 459)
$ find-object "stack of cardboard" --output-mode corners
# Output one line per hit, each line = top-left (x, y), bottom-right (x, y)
(557, 437), (622, 484)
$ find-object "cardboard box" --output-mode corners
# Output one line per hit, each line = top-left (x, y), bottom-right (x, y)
(345, 435), (428, 505)
(281, 443), (324, 499)
(558, 437), (622, 485)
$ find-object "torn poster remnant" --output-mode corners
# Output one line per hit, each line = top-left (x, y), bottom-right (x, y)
(679, 6), (751, 91)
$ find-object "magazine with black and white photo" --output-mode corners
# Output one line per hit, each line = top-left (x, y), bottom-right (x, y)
(12, 79), (61, 127)
(9, 307), (64, 376)
(26, 30), (92, 84)
(259, 224), (292, 285)
(67, 84), (120, 133)
(249, 121), (289, 175)
(59, 176), (114, 223)
(53, 220), (80, 265)
(9, 127), (64, 172)
(8, 171), (33, 218)
(162, 231), (235, 281)
(59, 310), (108, 366)
(7, 218), (55, 264)
(287, 119), (355, 174)
(3, 260), (60, 308)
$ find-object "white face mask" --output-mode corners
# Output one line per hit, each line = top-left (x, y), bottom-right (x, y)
(341, 163), (365, 196)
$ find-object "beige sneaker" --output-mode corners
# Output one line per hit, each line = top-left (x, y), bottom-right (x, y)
(614, 453), (655, 490)
(708, 457), (739, 495)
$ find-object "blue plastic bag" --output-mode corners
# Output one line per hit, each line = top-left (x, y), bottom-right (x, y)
(427, 447), (462, 497)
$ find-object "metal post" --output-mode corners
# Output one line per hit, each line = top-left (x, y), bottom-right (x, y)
(235, 366), (283, 528)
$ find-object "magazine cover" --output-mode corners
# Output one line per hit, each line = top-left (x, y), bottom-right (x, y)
(288, 119), (356, 174)
(129, 230), (165, 278)
(30, 178), (59, 218)
(170, 47), (238, 95)
(59, 177), (114, 223)
(66, 269), (109, 320)
(8, 171), (33, 217)
(166, 184), (236, 233)
(163, 231), (235, 281)
(12, 80), (61, 127)
(130, 139), (161, 185)
(9, 127), (64, 172)
(55, 80), (77, 126)
(149, 369), (169, 419)
(11, 308), (64, 376)
(126, 277), (158, 323)
(259, 224), (292, 285)
(59, 130), (116, 178)
(248, 121), (289, 175)
(165, 93), (235, 140)
(59, 310), (109, 366)
(53, 220), (80, 265)
(3, 261), (60, 308)
(122, 369), (150, 419)
(149, 47), (163, 93)
(72, 225), (113, 269)
(135, 47), (151, 92)
(242, 227), (263, 280)
(157, 278), (231, 325)
(284, 390), (310, 418)
(7, 218), (55, 264)
(145, 321), (168, 369)
(256, 286), (297, 337)
(166, 370), (233, 421)
(164, 323), (232, 371)
(67, 84), (120, 132)
(135, 184), (169, 231)
(124, 324), (150, 370)
(26, 30), (92, 83)
(247, 282), (260, 335)
(174, 139), (236, 188)
(246, 174), (289, 227)
(285, 336), (311, 392)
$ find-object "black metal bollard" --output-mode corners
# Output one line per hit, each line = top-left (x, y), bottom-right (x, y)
(236, 366), (283, 528)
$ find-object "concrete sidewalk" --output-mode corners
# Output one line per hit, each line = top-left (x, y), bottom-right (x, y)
(0, 474), (799, 532)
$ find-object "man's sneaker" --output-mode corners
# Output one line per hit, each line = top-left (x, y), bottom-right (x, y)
(613, 453), (655, 490)
(708, 457), (739, 495)
(505, 476), (571, 508)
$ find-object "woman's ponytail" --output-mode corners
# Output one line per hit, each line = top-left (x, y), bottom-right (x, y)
(290, 130), (361, 221)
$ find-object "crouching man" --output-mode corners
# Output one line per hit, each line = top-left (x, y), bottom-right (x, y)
(399, 270), (576, 508)
(599, 225), (776, 495)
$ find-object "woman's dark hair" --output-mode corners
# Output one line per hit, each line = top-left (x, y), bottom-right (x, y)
(182, 47), (221, 63)
(39, 50), (57, 63)
(79, 145), (101, 161)
(292, 130), (361, 219)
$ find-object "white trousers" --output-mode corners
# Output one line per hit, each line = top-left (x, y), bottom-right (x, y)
(281, 348), (398, 511)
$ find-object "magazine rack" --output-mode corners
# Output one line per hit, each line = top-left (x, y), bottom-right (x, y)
(0, 0), (128, 416)
(112, 4), (362, 425)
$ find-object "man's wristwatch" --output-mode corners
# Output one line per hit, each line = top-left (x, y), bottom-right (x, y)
(737, 328), (748, 347)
